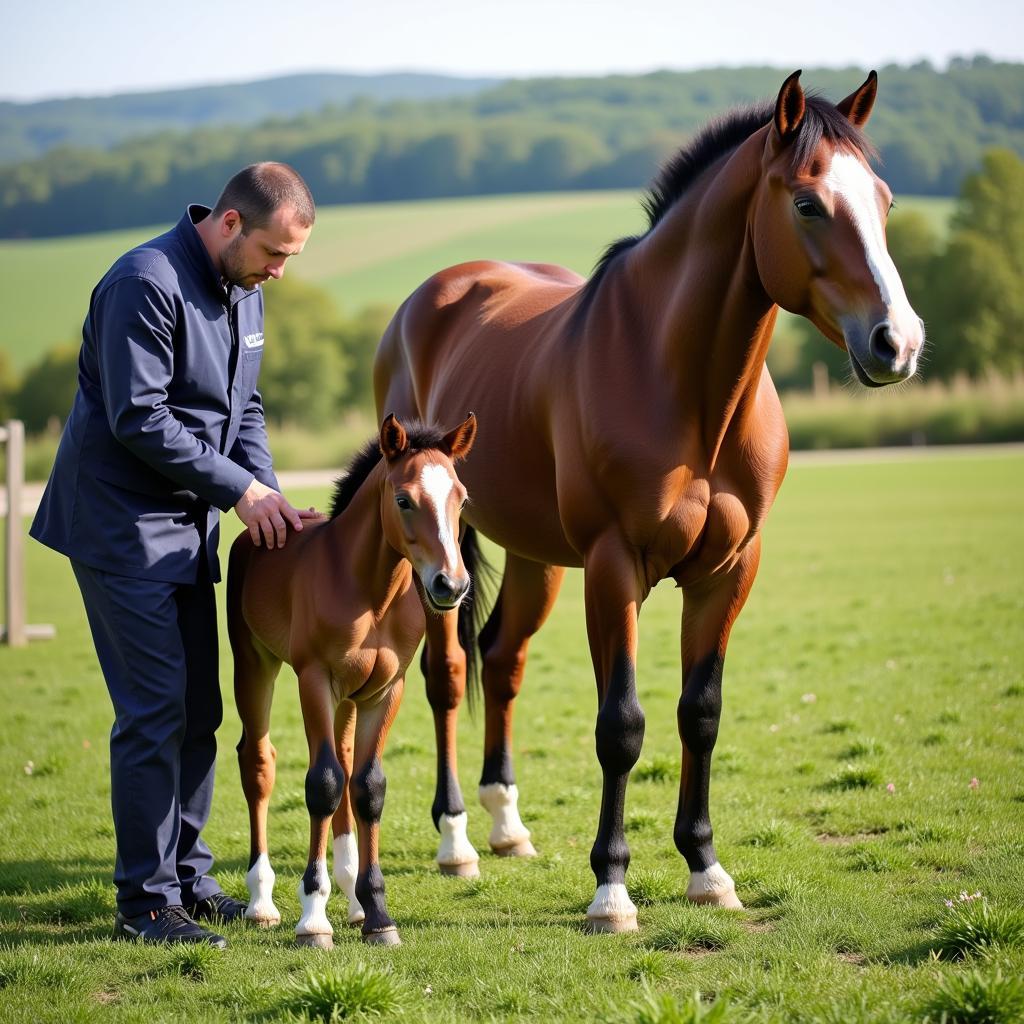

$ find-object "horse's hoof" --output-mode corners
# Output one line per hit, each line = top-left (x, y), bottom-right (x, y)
(295, 932), (334, 949)
(348, 911), (366, 927)
(438, 860), (480, 878)
(491, 838), (537, 858)
(688, 889), (744, 910)
(363, 927), (401, 946)
(247, 914), (281, 929)
(686, 864), (744, 909)
(585, 914), (639, 935)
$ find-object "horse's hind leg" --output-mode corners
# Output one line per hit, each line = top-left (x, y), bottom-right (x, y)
(422, 608), (480, 877)
(351, 678), (405, 945)
(233, 634), (282, 926)
(330, 699), (365, 925)
(675, 538), (761, 910)
(478, 554), (565, 857)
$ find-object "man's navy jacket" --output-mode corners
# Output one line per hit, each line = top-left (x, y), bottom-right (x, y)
(31, 206), (279, 584)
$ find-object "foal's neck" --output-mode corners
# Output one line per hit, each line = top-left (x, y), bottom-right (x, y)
(624, 128), (778, 463)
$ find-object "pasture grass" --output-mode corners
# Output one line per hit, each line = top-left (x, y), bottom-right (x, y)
(1, 451), (1022, 1022)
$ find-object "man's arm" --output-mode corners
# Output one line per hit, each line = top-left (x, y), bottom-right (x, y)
(228, 387), (279, 492)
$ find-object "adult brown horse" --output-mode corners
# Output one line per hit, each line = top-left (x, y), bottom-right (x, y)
(228, 413), (479, 947)
(374, 71), (924, 932)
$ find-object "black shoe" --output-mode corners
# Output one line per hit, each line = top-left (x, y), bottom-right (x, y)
(185, 891), (248, 925)
(112, 905), (227, 948)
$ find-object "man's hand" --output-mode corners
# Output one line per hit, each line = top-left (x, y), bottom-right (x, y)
(234, 479), (322, 549)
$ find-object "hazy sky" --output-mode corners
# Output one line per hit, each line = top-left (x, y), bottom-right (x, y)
(2, 0), (1021, 101)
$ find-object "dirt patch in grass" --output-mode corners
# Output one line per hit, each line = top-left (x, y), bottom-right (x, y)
(816, 828), (888, 846)
(837, 951), (867, 965)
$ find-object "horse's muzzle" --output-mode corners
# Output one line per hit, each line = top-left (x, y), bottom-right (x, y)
(846, 317), (924, 387)
(426, 571), (470, 610)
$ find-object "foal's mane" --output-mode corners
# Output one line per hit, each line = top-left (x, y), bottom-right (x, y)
(575, 94), (875, 319)
(328, 421), (448, 519)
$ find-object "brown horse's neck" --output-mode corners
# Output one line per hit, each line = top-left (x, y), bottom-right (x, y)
(326, 462), (411, 615)
(621, 127), (779, 464)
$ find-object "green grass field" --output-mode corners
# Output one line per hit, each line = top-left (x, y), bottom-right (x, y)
(0, 192), (955, 371)
(2, 450), (1022, 1022)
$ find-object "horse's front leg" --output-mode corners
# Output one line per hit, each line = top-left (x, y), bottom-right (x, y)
(351, 678), (405, 945)
(295, 665), (345, 949)
(675, 537), (761, 909)
(583, 534), (647, 933)
(422, 608), (480, 877)
(330, 699), (365, 925)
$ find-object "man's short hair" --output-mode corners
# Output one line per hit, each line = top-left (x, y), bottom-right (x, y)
(211, 162), (315, 231)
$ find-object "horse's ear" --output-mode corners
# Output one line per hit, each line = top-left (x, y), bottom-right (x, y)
(443, 412), (477, 462)
(836, 70), (878, 127)
(773, 70), (805, 143)
(379, 413), (408, 461)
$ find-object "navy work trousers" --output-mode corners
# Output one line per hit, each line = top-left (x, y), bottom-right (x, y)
(71, 560), (224, 917)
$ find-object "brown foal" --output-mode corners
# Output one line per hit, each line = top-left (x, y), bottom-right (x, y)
(228, 413), (477, 947)
(374, 72), (924, 932)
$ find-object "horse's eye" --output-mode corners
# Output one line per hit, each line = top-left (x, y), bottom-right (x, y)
(396, 495), (413, 511)
(795, 197), (822, 219)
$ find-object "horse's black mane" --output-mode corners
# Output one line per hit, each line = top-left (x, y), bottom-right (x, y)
(575, 94), (874, 320)
(328, 420), (448, 519)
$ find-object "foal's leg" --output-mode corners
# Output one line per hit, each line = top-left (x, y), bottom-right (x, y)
(478, 554), (565, 857)
(582, 535), (646, 933)
(351, 679), (405, 945)
(233, 634), (283, 926)
(422, 609), (479, 877)
(675, 538), (761, 910)
(330, 699), (365, 924)
(295, 666), (345, 948)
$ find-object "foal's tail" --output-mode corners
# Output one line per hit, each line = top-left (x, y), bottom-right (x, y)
(459, 525), (499, 710)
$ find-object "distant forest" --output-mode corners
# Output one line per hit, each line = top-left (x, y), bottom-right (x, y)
(2, 57), (1022, 238)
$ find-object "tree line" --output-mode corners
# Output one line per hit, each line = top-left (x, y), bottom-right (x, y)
(3, 147), (1021, 436)
(2, 57), (1022, 238)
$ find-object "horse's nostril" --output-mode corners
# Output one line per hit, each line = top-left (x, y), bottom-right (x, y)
(869, 324), (899, 364)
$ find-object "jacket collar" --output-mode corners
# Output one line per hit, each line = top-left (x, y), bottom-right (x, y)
(175, 205), (259, 305)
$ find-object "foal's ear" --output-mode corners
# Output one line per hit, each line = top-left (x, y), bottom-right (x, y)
(836, 70), (878, 128)
(443, 412), (477, 462)
(379, 413), (409, 461)
(773, 69), (806, 143)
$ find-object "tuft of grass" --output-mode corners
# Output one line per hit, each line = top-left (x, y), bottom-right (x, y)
(626, 812), (660, 833)
(840, 737), (884, 759)
(284, 962), (405, 1021)
(826, 764), (883, 790)
(922, 966), (1024, 1023)
(937, 708), (963, 724)
(164, 942), (221, 981)
(635, 755), (676, 783)
(630, 868), (676, 906)
(922, 731), (947, 746)
(627, 950), (672, 983)
(824, 719), (857, 734)
(647, 906), (742, 954)
(1003, 683), (1024, 698)
(630, 989), (731, 1024)
(847, 844), (911, 872)
(933, 901), (1024, 960)
(0, 946), (85, 992)
(30, 879), (114, 924)
(742, 873), (807, 909)
(742, 819), (801, 848)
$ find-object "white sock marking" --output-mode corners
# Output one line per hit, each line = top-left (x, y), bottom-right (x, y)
(687, 861), (743, 908)
(295, 859), (333, 937)
(436, 812), (480, 867)
(244, 852), (280, 924)
(587, 882), (638, 922)
(420, 463), (459, 569)
(478, 783), (535, 852)
(332, 832), (365, 924)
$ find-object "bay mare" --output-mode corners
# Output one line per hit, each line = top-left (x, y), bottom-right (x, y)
(373, 72), (924, 932)
(227, 414), (479, 946)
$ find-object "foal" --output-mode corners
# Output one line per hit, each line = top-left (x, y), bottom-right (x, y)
(228, 413), (477, 947)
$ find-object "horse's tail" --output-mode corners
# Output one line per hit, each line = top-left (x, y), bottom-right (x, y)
(459, 525), (499, 711)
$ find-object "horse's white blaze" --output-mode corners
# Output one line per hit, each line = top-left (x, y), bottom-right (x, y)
(586, 883), (638, 923)
(244, 852), (281, 924)
(478, 782), (535, 853)
(295, 859), (333, 937)
(420, 463), (459, 570)
(436, 811), (480, 869)
(686, 861), (743, 908)
(332, 832), (365, 924)
(825, 152), (920, 363)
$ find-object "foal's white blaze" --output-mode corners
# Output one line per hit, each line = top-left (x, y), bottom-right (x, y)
(478, 782), (536, 854)
(420, 463), (460, 570)
(295, 859), (333, 937)
(586, 883), (638, 927)
(244, 852), (281, 925)
(436, 811), (480, 873)
(825, 152), (920, 367)
(686, 861), (743, 909)
(332, 831), (365, 924)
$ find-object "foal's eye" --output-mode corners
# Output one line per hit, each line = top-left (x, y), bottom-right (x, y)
(795, 197), (823, 219)
(396, 496), (413, 511)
